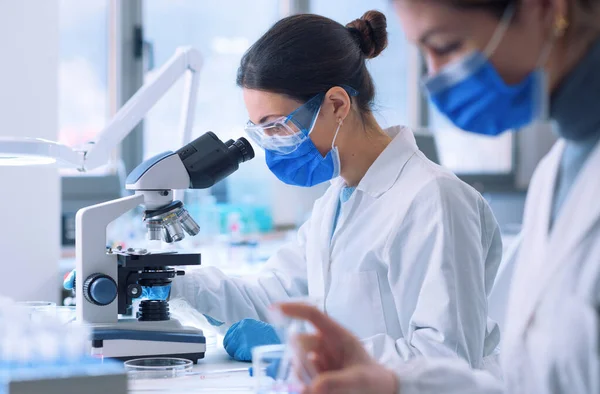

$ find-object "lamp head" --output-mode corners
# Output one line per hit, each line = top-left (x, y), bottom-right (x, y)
(0, 137), (84, 168)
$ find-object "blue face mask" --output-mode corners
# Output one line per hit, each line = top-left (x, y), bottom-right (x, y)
(424, 53), (546, 136)
(260, 88), (357, 187)
(423, 4), (548, 136)
(266, 120), (342, 187)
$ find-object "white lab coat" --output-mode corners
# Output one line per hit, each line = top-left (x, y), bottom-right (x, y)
(172, 126), (503, 371)
(396, 138), (600, 394)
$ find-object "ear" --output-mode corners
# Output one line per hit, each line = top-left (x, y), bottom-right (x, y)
(323, 87), (352, 122)
(524, 0), (568, 29)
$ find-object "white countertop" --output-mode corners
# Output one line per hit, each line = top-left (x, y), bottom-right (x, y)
(128, 345), (254, 393)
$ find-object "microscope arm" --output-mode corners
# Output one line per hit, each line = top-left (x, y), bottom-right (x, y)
(76, 193), (145, 324)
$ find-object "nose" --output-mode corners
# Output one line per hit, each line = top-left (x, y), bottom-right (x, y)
(425, 54), (447, 77)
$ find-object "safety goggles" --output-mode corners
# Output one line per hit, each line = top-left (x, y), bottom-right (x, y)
(244, 86), (359, 155)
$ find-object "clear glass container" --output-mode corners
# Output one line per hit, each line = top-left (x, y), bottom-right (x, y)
(252, 344), (306, 394)
(32, 305), (76, 324)
(16, 301), (57, 320)
(124, 357), (193, 379)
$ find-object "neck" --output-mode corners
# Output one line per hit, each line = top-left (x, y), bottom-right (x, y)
(338, 113), (391, 187)
(550, 34), (600, 141)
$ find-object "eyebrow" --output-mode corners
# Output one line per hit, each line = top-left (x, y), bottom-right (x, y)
(256, 114), (283, 125)
(418, 27), (450, 45)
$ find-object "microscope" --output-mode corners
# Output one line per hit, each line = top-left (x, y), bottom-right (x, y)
(75, 132), (254, 362)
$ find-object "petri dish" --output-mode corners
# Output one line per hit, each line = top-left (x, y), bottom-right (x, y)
(33, 306), (76, 324)
(16, 301), (57, 320)
(124, 357), (193, 379)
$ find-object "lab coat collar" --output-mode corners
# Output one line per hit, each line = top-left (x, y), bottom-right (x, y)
(331, 126), (418, 198)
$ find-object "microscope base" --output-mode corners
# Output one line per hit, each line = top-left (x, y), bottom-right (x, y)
(95, 338), (205, 364)
(88, 319), (207, 364)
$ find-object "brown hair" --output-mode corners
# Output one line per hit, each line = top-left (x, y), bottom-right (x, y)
(237, 10), (389, 114)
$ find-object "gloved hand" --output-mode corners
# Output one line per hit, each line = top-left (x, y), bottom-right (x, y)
(223, 318), (281, 362)
(63, 269), (170, 301)
(63, 270), (76, 290)
(203, 315), (224, 327)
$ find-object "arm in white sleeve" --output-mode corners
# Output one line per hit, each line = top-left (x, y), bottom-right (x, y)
(170, 220), (310, 326)
(395, 357), (504, 394)
(366, 177), (502, 370)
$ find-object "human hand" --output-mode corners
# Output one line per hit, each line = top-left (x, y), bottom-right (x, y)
(278, 302), (399, 394)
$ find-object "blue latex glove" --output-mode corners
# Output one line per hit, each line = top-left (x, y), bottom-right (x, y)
(63, 269), (76, 290)
(203, 315), (224, 327)
(223, 319), (281, 362)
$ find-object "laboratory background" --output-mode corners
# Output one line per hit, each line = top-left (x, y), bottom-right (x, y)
(0, 0), (560, 392)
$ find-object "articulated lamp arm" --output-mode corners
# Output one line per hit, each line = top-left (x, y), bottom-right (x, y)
(81, 47), (202, 171)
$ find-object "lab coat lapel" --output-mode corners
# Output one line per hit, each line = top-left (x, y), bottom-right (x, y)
(510, 142), (563, 329)
(309, 183), (341, 312)
(518, 138), (600, 327)
(545, 138), (600, 280)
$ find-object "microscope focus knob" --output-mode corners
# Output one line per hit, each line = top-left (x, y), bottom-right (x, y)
(83, 274), (118, 306)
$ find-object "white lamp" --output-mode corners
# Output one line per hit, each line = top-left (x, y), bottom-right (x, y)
(0, 47), (202, 304)
(0, 46), (203, 172)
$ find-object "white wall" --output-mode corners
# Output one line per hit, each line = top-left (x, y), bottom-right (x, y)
(0, 0), (60, 303)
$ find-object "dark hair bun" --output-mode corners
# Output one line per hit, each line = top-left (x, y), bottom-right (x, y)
(346, 10), (388, 59)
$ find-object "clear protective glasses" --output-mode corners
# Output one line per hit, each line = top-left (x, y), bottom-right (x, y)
(244, 86), (359, 155)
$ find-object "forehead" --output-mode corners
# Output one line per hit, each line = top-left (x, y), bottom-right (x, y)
(243, 89), (303, 124)
(394, 0), (490, 41)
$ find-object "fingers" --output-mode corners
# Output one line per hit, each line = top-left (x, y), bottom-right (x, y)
(278, 303), (354, 342)
(305, 368), (366, 394)
(279, 303), (373, 365)
(292, 333), (337, 371)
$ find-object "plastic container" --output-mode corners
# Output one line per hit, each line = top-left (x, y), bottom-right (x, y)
(251, 297), (321, 393)
(124, 357), (193, 379)
(252, 344), (304, 394)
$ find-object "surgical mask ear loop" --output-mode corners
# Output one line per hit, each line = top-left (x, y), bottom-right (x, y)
(533, 13), (568, 122)
(482, 2), (517, 58)
(331, 118), (343, 150)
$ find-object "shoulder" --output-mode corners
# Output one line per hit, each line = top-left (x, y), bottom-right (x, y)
(390, 151), (484, 210)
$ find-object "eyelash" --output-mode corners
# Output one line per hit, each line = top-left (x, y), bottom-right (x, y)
(431, 41), (463, 57)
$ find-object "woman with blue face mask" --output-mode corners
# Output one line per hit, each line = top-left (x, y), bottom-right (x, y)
(171, 11), (504, 373)
(275, 1), (600, 393)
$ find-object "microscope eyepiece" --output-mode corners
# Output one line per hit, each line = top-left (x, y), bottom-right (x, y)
(229, 137), (254, 164)
(176, 132), (256, 189)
